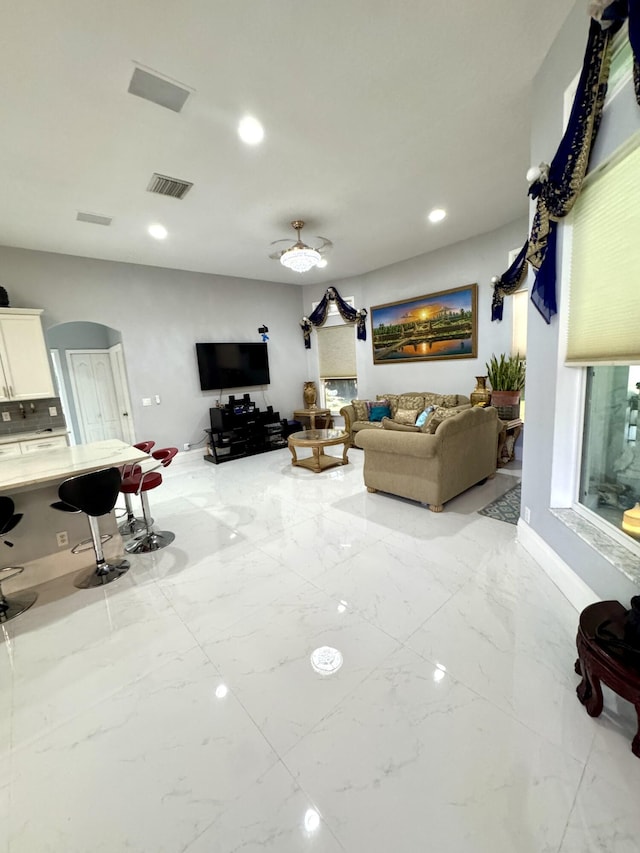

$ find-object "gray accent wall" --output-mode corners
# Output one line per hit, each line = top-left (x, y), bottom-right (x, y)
(0, 246), (308, 450)
(303, 218), (528, 402)
(523, 0), (640, 600)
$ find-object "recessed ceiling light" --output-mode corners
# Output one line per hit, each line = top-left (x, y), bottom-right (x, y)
(148, 223), (168, 240)
(428, 208), (447, 224)
(238, 115), (264, 145)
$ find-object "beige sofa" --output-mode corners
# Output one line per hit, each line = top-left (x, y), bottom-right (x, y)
(355, 405), (500, 512)
(340, 391), (470, 446)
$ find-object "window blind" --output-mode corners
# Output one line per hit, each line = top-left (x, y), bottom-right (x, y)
(317, 324), (356, 377)
(567, 140), (640, 364)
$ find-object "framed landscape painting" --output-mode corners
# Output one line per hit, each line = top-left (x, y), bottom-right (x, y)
(370, 283), (478, 364)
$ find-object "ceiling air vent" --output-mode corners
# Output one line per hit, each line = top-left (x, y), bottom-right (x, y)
(147, 173), (193, 200)
(76, 211), (112, 226)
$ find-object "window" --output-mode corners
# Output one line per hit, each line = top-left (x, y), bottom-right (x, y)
(580, 366), (640, 542)
(316, 324), (357, 416)
(569, 134), (640, 545)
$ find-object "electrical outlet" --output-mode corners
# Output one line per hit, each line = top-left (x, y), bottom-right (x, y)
(1, 411), (10, 422)
(183, 442), (190, 451)
(142, 398), (152, 407)
(49, 406), (58, 416)
(56, 531), (69, 548)
(524, 506), (531, 524)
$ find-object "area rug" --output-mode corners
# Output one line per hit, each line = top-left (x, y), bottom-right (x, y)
(478, 481), (521, 525)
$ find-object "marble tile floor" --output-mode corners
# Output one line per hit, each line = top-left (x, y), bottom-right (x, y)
(1, 449), (639, 852)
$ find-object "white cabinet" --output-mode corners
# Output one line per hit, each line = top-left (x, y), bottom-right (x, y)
(0, 308), (55, 401)
(0, 442), (22, 459)
(0, 433), (68, 458)
(20, 436), (68, 453)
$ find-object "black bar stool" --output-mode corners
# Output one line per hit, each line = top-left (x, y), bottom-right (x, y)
(0, 496), (37, 622)
(119, 440), (156, 536)
(55, 467), (130, 589)
(123, 447), (178, 554)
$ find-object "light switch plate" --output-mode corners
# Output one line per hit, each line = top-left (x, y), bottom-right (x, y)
(1, 412), (10, 422)
(142, 398), (152, 407)
(49, 406), (57, 416)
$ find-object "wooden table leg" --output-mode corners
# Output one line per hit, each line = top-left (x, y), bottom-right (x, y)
(341, 442), (349, 465)
(289, 443), (298, 466)
(312, 446), (321, 472)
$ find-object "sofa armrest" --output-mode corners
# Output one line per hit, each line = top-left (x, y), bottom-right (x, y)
(340, 405), (356, 437)
(355, 429), (440, 459)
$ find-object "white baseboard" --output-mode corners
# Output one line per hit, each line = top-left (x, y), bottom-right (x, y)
(517, 519), (600, 612)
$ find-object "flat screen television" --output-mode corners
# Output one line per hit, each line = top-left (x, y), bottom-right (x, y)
(195, 342), (270, 390)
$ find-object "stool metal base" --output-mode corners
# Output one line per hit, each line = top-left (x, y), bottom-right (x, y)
(0, 589), (38, 623)
(74, 560), (130, 589)
(118, 516), (152, 536)
(125, 530), (175, 554)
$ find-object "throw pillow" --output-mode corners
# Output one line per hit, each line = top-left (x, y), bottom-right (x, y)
(368, 403), (391, 422)
(394, 408), (420, 426)
(378, 394), (399, 417)
(351, 399), (371, 422)
(381, 417), (419, 432)
(415, 405), (435, 428)
(441, 394), (459, 408)
(420, 406), (463, 434)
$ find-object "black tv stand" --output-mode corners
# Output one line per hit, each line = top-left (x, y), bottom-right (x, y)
(204, 394), (286, 464)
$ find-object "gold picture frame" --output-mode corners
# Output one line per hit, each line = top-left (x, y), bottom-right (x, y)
(370, 283), (478, 364)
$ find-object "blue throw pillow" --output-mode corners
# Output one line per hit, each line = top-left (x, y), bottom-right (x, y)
(415, 405), (435, 428)
(368, 404), (391, 422)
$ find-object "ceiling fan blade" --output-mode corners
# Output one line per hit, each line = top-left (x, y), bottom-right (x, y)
(313, 237), (333, 253)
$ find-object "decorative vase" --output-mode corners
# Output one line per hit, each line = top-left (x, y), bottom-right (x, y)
(303, 381), (318, 408)
(470, 376), (491, 407)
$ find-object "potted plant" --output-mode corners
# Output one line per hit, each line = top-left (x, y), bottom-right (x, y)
(486, 353), (525, 418)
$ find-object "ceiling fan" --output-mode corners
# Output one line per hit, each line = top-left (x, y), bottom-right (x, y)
(268, 220), (332, 273)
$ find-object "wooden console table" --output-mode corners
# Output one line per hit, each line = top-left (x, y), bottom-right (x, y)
(497, 418), (523, 467)
(575, 600), (640, 758)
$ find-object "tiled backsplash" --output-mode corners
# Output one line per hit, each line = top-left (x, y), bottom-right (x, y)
(0, 397), (67, 436)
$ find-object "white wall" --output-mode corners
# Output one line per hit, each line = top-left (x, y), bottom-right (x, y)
(0, 246), (308, 449)
(522, 0), (640, 601)
(303, 218), (528, 400)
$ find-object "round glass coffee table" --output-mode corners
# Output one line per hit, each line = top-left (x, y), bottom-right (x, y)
(287, 428), (349, 473)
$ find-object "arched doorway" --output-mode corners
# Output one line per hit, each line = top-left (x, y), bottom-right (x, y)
(46, 321), (135, 445)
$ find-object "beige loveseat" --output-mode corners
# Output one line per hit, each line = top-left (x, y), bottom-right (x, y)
(340, 392), (470, 446)
(355, 405), (500, 512)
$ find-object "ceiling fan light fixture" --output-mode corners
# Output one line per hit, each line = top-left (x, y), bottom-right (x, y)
(280, 245), (321, 272)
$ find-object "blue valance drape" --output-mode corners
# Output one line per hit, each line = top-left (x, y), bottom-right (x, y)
(492, 3), (640, 325)
(491, 240), (529, 321)
(300, 287), (368, 349)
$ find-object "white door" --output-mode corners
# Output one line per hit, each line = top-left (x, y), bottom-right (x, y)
(109, 343), (135, 442)
(67, 351), (123, 443)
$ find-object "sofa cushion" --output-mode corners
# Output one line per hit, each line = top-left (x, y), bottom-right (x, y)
(351, 399), (372, 421)
(395, 408), (420, 426)
(353, 420), (383, 433)
(422, 392), (446, 407)
(398, 394), (424, 411)
(381, 417), (420, 433)
(441, 394), (460, 408)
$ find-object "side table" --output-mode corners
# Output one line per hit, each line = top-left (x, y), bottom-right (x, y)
(575, 600), (640, 758)
(292, 408), (333, 430)
(497, 418), (523, 467)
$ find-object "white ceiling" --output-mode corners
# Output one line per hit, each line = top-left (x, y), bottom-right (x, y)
(1, 0), (575, 285)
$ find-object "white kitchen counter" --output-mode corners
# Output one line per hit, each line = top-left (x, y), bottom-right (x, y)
(0, 428), (68, 445)
(0, 439), (148, 491)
